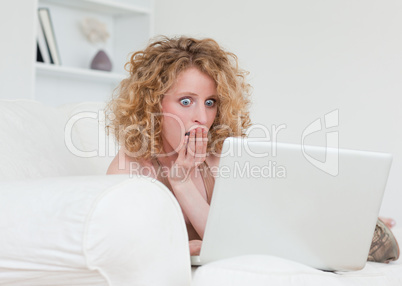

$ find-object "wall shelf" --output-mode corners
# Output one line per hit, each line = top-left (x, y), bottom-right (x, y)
(1, 0), (152, 105)
(35, 62), (126, 83)
(40, 0), (151, 15)
(30, 0), (152, 105)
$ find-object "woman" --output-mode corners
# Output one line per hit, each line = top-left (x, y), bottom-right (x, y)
(106, 36), (399, 262)
(106, 36), (251, 255)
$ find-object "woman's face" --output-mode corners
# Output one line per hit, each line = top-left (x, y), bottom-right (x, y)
(161, 67), (218, 154)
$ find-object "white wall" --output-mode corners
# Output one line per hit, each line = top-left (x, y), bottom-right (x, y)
(154, 0), (402, 222)
(0, 1), (37, 100)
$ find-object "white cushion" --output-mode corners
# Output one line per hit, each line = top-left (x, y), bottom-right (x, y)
(58, 101), (117, 176)
(0, 175), (192, 285)
(0, 100), (81, 180)
(0, 100), (116, 181)
(192, 228), (402, 286)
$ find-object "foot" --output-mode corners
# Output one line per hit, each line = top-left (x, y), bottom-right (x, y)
(368, 219), (400, 263)
(379, 217), (396, 229)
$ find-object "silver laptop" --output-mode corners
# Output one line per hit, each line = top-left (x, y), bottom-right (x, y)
(191, 137), (392, 271)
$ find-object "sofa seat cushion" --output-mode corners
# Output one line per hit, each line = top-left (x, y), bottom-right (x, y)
(192, 228), (402, 286)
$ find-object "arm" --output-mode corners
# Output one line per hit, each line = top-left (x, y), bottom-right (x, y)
(169, 178), (210, 239)
(168, 127), (210, 239)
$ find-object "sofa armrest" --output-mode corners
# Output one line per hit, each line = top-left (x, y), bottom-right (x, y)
(0, 175), (191, 286)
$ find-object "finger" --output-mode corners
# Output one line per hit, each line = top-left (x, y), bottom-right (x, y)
(195, 128), (204, 159)
(177, 134), (188, 161)
(187, 129), (196, 157)
(189, 240), (202, 256)
(203, 128), (208, 156)
(169, 135), (189, 182)
(194, 129), (208, 167)
(184, 131), (191, 152)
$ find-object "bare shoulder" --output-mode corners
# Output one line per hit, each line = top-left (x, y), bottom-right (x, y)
(106, 147), (157, 179)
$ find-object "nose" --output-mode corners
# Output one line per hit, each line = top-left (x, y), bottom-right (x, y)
(193, 104), (208, 126)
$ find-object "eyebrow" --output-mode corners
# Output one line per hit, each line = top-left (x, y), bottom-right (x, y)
(177, 92), (218, 98)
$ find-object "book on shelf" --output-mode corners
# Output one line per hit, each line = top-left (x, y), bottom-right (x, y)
(36, 42), (44, 63)
(36, 15), (51, 64)
(38, 8), (61, 65)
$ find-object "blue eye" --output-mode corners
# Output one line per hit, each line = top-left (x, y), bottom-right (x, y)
(180, 98), (191, 106)
(205, 99), (216, 107)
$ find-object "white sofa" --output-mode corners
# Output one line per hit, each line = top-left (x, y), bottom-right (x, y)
(0, 100), (191, 285)
(0, 99), (401, 286)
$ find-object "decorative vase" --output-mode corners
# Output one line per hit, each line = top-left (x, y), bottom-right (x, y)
(90, 50), (112, 71)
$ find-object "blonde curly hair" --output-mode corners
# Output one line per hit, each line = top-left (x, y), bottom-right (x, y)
(106, 35), (252, 160)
